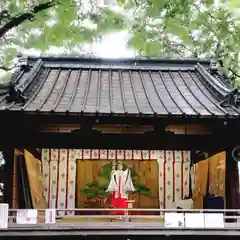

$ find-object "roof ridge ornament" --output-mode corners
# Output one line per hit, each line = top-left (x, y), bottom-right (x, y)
(6, 86), (27, 104)
(210, 59), (218, 73)
(6, 58), (43, 104)
(220, 89), (240, 108)
(18, 55), (28, 67)
(196, 63), (231, 97)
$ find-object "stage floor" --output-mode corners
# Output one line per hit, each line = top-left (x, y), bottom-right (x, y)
(1, 221), (239, 237)
(2, 215), (239, 237)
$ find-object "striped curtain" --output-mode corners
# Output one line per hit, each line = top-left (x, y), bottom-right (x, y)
(41, 149), (191, 215)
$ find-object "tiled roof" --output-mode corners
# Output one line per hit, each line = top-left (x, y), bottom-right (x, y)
(1, 56), (240, 118)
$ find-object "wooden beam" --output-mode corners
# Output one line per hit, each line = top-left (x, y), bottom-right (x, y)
(2, 110), (238, 126)
(166, 124), (212, 135)
(0, 131), (238, 151)
(39, 124), (81, 133)
(38, 123), (213, 135)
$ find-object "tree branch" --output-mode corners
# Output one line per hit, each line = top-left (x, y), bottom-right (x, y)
(0, 1), (59, 38)
(229, 68), (240, 79)
(0, 65), (13, 71)
(167, 40), (198, 58)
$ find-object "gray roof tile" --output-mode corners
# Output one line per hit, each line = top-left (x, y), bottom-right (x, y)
(1, 56), (239, 118)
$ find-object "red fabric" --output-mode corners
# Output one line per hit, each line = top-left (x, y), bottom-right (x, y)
(110, 175), (127, 215)
(110, 192), (117, 208)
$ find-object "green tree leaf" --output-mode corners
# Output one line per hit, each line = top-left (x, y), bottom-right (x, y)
(0, 0), (126, 81)
(118, 0), (240, 86)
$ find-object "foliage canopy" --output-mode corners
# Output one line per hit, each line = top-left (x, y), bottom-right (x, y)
(0, 0), (239, 86)
(0, 0), (126, 72)
(118, 0), (240, 86)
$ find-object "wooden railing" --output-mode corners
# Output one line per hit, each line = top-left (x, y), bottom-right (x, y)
(1, 208), (240, 236)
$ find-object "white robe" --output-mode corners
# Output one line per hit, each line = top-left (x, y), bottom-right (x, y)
(106, 169), (135, 199)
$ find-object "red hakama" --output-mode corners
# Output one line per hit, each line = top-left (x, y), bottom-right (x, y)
(110, 175), (127, 215)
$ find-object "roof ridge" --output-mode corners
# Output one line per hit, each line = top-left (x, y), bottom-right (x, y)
(26, 55), (211, 66)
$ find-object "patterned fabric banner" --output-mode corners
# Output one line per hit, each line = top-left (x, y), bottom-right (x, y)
(75, 149), (183, 160)
(42, 149), (191, 215)
(158, 151), (191, 209)
(42, 149), (76, 216)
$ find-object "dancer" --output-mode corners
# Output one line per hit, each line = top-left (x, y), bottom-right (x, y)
(106, 161), (135, 215)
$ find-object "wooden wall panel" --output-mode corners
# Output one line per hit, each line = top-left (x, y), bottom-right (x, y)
(208, 152), (226, 198)
(76, 160), (88, 207)
(76, 160), (159, 209)
(192, 152), (226, 209)
(138, 160), (159, 208)
(76, 160), (109, 208)
(24, 150), (47, 209)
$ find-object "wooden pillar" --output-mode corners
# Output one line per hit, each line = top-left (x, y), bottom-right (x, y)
(2, 148), (14, 208)
(226, 150), (240, 210)
(12, 150), (22, 208)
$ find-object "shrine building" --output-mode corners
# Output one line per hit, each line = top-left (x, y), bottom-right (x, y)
(0, 56), (239, 236)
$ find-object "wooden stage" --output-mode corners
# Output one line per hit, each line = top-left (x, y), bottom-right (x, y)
(0, 220), (240, 237)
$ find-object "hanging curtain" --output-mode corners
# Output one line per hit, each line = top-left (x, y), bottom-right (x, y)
(41, 149), (191, 214)
(158, 151), (190, 209)
(41, 149), (77, 216)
